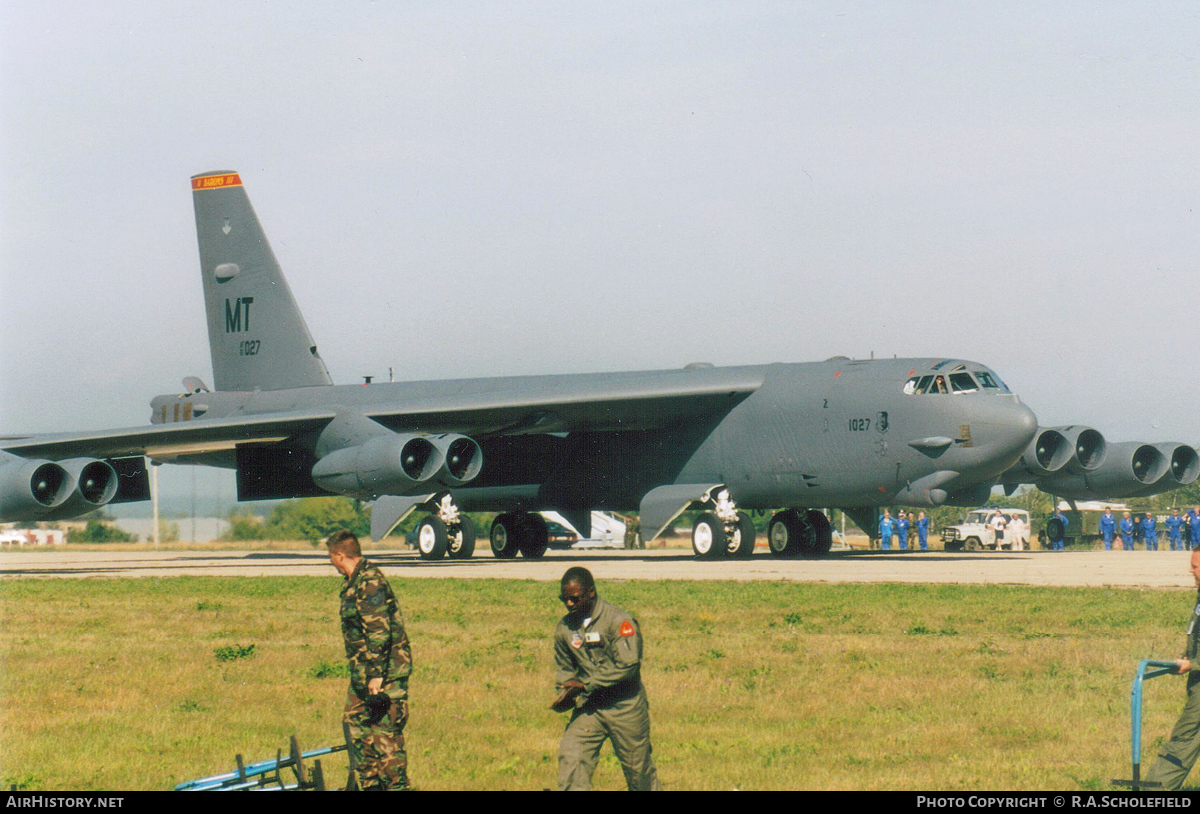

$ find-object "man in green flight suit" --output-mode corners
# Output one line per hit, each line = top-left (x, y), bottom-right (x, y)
(551, 566), (662, 791)
(1146, 548), (1200, 789)
(326, 529), (412, 790)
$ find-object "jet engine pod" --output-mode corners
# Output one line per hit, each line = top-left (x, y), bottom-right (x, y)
(429, 434), (483, 486)
(1037, 441), (1167, 500)
(1048, 425), (1107, 474)
(37, 458), (120, 520)
(1124, 444), (1200, 497)
(0, 456), (74, 520)
(63, 458), (119, 506)
(1126, 442), (1169, 486)
(1019, 428), (1073, 478)
(1162, 444), (1200, 487)
(311, 433), (444, 499)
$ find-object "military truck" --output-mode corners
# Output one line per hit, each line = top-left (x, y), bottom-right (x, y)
(941, 508), (1032, 551)
(1040, 501), (1142, 549)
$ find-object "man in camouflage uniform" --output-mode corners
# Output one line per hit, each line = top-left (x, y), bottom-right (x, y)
(551, 566), (661, 791)
(326, 530), (412, 790)
(1146, 549), (1200, 789)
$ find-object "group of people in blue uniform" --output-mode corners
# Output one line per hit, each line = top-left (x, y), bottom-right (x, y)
(1097, 506), (1200, 551)
(877, 505), (1200, 552)
(876, 509), (931, 551)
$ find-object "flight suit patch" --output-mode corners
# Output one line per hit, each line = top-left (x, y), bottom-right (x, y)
(571, 633), (583, 650)
(584, 632), (602, 646)
(620, 621), (636, 638)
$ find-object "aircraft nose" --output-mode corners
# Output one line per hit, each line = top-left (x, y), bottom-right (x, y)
(990, 398), (1039, 470)
(955, 396), (1039, 481)
(1011, 400), (1038, 445)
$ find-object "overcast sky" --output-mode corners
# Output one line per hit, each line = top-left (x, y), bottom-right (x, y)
(2, 2), (1197, 506)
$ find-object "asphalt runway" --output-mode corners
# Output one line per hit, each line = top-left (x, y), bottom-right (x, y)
(0, 546), (1193, 588)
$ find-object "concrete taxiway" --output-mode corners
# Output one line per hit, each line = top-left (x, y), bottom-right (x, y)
(0, 547), (1192, 587)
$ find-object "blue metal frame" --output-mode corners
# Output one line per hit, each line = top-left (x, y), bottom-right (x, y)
(176, 743), (346, 791)
(1124, 659), (1179, 789)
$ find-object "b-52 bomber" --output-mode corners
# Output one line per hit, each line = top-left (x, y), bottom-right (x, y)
(1, 172), (1195, 559)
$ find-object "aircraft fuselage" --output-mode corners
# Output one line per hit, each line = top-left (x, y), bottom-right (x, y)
(150, 356), (1038, 514)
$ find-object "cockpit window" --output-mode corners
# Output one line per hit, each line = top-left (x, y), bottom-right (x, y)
(904, 375), (940, 394)
(906, 368), (1012, 395)
(949, 372), (978, 393)
(975, 370), (1011, 392)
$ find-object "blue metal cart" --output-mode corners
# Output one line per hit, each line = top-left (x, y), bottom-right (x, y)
(1112, 659), (1178, 790)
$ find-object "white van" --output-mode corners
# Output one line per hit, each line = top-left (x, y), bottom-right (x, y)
(941, 508), (1031, 551)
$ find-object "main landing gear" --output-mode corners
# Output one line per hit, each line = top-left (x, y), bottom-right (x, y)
(412, 499), (551, 561)
(490, 512), (550, 559)
(415, 495), (476, 561)
(766, 508), (833, 559)
(691, 490), (756, 560)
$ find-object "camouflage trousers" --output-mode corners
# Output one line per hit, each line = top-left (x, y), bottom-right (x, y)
(344, 680), (409, 790)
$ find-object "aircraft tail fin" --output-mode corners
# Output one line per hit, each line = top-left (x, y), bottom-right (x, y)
(191, 171), (333, 392)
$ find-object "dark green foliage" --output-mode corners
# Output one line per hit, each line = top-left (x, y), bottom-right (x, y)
(213, 643), (256, 662)
(223, 497), (371, 543)
(66, 519), (138, 543)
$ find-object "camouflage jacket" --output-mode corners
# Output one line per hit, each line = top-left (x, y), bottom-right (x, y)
(339, 558), (412, 689)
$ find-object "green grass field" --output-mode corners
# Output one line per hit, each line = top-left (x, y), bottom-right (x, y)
(1, 576), (1196, 791)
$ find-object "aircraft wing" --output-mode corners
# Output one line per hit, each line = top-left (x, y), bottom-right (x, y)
(0, 368), (764, 461)
(360, 369), (766, 436)
(0, 410), (337, 460)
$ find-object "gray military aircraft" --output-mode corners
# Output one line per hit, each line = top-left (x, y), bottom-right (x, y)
(1, 171), (1194, 559)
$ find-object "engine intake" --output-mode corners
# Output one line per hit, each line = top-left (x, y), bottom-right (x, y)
(1048, 425), (1107, 474)
(1014, 428), (1073, 478)
(1124, 444), (1200, 497)
(38, 459), (120, 520)
(0, 455), (74, 520)
(430, 434), (483, 486)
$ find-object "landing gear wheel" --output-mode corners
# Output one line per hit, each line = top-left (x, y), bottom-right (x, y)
(768, 509), (803, 558)
(692, 512), (726, 559)
(447, 516), (476, 560)
(518, 513), (549, 559)
(799, 509), (833, 558)
(490, 513), (520, 559)
(729, 512), (756, 559)
(416, 515), (449, 560)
